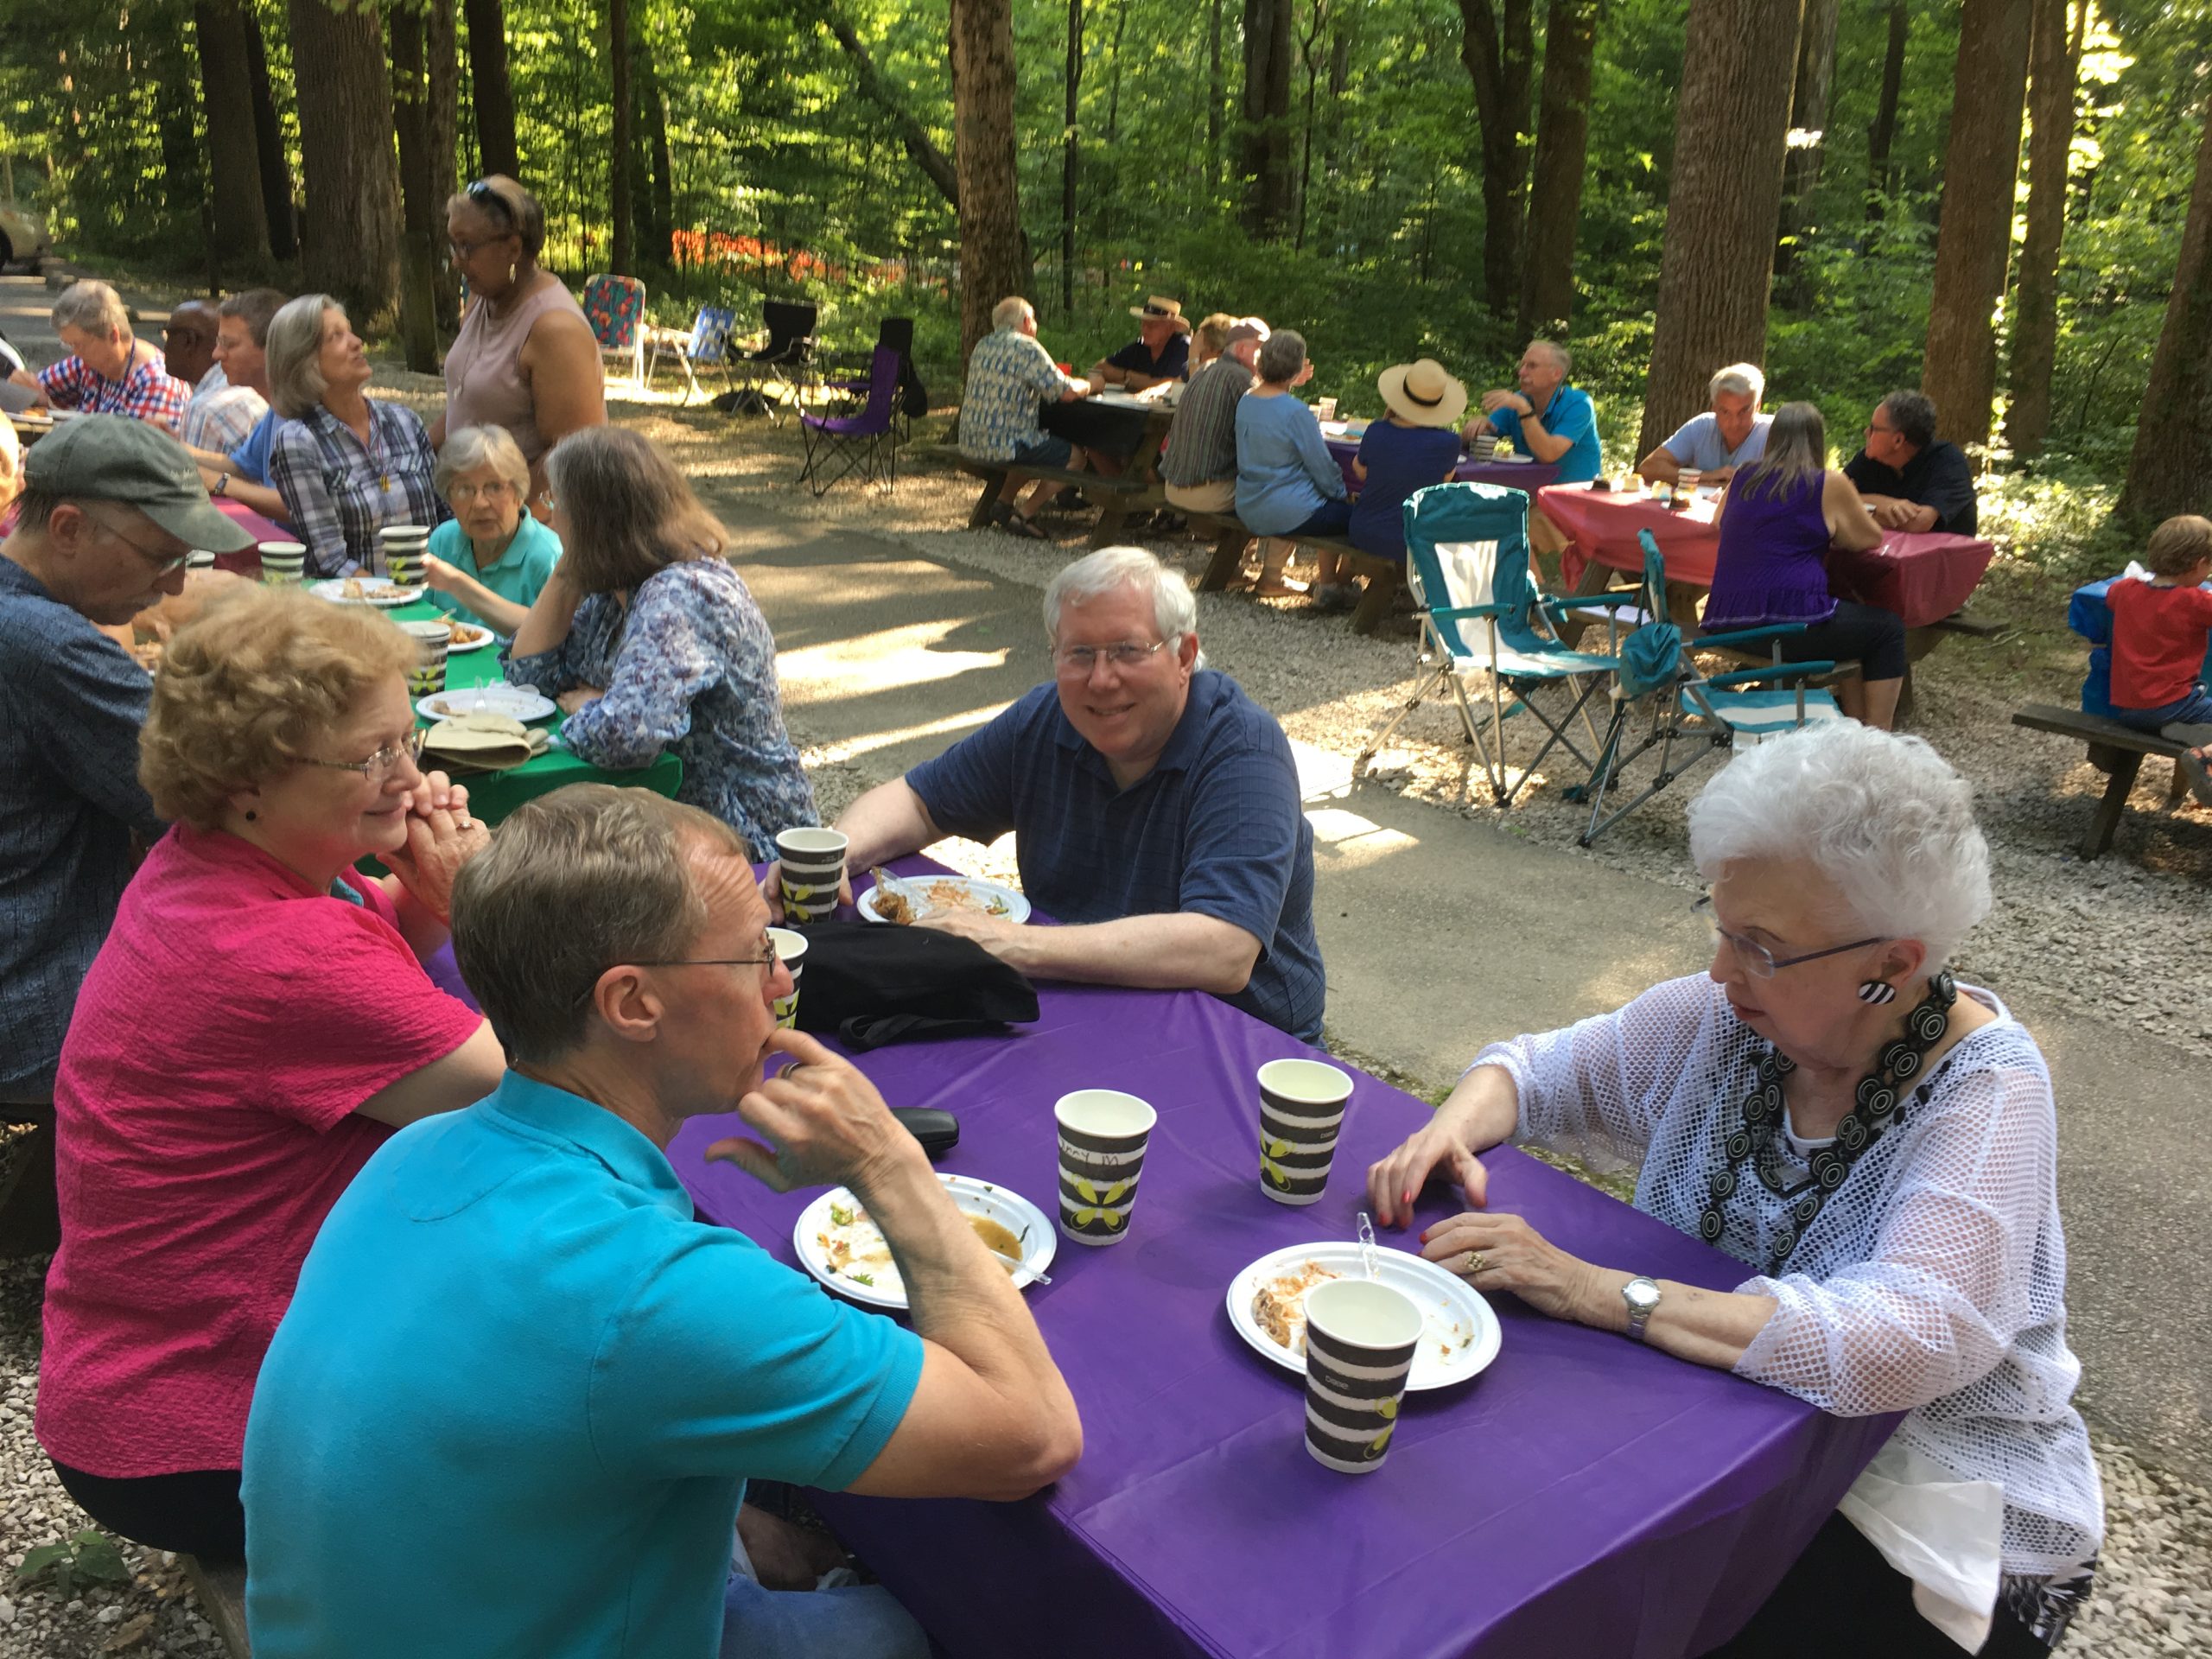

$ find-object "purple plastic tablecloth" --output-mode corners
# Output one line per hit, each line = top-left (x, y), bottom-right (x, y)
(1324, 434), (1561, 498)
(592, 870), (1900, 1659)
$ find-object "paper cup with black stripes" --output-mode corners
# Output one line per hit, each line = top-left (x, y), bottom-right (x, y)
(1302, 1278), (1421, 1475)
(378, 524), (430, 585)
(766, 926), (807, 1030)
(775, 828), (849, 923)
(1053, 1089), (1156, 1247)
(398, 620), (451, 696)
(1256, 1058), (1354, 1206)
(258, 540), (307, 584)
(186, 550), (215, 571)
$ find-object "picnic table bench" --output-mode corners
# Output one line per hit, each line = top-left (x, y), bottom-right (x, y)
(1184, 508), (1403, 634)
(2012, 702), (2196, 859)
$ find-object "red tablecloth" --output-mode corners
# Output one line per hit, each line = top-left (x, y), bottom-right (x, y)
(210, 497), (291, 576)
(1325, 434), (1559, 497)
(1540, 483), (1993, 630)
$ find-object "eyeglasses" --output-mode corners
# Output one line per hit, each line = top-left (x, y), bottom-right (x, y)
(448, 480), (518, 502)
(1694, 896), (1880, 980)
(569, 944), (783, 1009)
(1053, 639), (1169, 672)
(303, 728), (426, 780)
(84, 509), (190, 575)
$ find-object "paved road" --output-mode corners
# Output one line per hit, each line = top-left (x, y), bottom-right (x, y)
(718, 503), (2212, 1484)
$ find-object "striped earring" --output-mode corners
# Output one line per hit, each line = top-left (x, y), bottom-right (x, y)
(1858, 980), (1897, 1005)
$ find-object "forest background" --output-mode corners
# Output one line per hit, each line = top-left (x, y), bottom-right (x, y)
(0, 0), (2208, 566)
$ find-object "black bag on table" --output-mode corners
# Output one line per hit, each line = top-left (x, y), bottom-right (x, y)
(791, 923), (1039, 1051)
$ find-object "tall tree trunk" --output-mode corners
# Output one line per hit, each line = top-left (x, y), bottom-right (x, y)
(194, 0), (271, 264)
(2115, 90), (2212, 527)
(243, 2), (298, 259)
(1919, 0), (2033, 454)
(1294, 0), (1325, 251)
(814, 0), (961, 210)
(462, 0), (520, 179)
(1207, 0), (1224, 194)
(1062, 0), (1082, 314)
(609, 0), (634, 276)
(1774, 0), (1840, 296)
(950, 0), (1029, 359)
(1455, 0), (1534, 318)
(2004, 0), (2082, 461)
(288, 0), (404, 323)
(1240, 0), (1295, 237)
(428, 0), (461, 330)
(390, 4), (440, 372)
(645, 60), (675, 263)
(1636, 0), (1803, 460)
(1865, 0), (1907, 220)
(1516, 0), (1596, 337)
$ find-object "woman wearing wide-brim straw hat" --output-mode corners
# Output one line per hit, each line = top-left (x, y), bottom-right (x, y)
(1338, 359), (1471, 609)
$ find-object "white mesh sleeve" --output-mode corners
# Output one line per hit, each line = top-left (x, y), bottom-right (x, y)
(1732, 1055), (2057, 1417)
(1471, 976), (1722, 1174)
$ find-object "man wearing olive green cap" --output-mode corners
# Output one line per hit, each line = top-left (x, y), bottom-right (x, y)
(0, 416), (252, 1120)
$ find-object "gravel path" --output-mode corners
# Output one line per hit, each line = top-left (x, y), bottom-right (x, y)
(0, 395), (2202, 1655)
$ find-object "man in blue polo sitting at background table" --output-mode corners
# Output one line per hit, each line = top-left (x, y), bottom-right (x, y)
(776, 545), (1325, 1043)
(1463, 338), (1603, 484)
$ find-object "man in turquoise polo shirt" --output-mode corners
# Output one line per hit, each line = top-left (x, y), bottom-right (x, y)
(242, 785), (1081, 1659)
(1464, 338), (1603, 483)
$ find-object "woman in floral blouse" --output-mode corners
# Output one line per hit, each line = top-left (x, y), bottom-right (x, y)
(505, 426), (817, 855)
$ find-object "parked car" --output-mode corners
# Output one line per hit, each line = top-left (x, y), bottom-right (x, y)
(0, 202), (53, 270)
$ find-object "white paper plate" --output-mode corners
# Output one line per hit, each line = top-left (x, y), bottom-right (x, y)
(444, 624), (495, 652)
(793, 1173), (1056, 1309)
(1226, 1243), (1500, 1392)
(415, 685), (556, 722)
(310, 577), (425, 607)
(859, 874), (1032, 926)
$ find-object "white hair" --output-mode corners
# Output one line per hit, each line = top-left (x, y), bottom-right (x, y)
(1685, 721), (1991, 970)
(52, 280), (130, 342)
(1526, 339), (1571, 376)
(991, 296), (1034, 331)
(435, 423), (531, 499)
(1043, 546), (1197, 646)
(1710, 361), (1765, 403)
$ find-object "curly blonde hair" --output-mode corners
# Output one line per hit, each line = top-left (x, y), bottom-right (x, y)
(141, 585), (421, 829)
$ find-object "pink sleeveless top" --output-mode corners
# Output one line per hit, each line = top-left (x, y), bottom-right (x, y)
(442, 274), (594, 466)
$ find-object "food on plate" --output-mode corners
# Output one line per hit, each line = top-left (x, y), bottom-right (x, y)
(342, 577), (366, 599)
(869, 869), (912, 925)
(1251, 1258), (1480, 1363)
(817, 1199), (1028, 1297)
(446, 619), (480, 645)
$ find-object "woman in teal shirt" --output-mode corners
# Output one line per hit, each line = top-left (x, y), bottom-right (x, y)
(421, 424), (562, 635)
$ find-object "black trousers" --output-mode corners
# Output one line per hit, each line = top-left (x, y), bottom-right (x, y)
(1704, 1512), (2054, 1658)
(52, 1460), (245, 1565)
(1780, 599), (1909, 682)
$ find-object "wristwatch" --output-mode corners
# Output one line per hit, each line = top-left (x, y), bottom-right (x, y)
(1621, 1276), (1662, 1342)
(212, 472), (229, 497)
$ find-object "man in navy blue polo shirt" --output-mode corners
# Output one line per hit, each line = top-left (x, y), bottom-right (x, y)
(791, 546), (1325, 1042)
(1090, 296), (1192, 392)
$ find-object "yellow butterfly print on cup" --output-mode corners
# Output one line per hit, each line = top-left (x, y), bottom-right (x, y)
(1366, 1425), (1395, 1458)
(1261, 1156), (1291, 1188)
(1265, 1135), (1292, 1159)
(1070, 1205), (1126, 1230)
(1071, 1176), (1128, 1206)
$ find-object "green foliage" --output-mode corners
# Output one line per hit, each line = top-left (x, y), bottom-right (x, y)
(15, 1529), (132, 1600)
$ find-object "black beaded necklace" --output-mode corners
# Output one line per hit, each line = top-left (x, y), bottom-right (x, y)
(1700, 969), (1957, 1274)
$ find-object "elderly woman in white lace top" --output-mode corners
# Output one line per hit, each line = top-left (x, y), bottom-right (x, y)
(1368, 721), (2101, 1657)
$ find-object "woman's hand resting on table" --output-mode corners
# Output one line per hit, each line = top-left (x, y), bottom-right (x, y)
(1366, 1112), (1492, 1227)
(382, 769), (490, 923)
(1417, 1210), (1604, 1324)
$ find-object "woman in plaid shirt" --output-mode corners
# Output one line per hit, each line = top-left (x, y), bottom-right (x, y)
(265, 294), (446, 578)
(7, 280), (188, 430)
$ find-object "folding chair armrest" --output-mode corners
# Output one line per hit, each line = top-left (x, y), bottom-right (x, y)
(1701, 661), (1837, 689)
(1433, 603), (1510, 622)
(1693, 622), (1808, 650)
(1539, 591), (1641, 614)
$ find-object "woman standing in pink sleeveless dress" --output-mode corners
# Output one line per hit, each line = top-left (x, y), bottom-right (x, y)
(435, 175), (606, 517)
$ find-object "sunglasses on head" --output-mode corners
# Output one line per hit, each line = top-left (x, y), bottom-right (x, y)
(466, 179), (517, 229)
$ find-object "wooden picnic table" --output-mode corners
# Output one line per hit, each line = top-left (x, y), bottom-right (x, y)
(1321, 424), (1561, 497)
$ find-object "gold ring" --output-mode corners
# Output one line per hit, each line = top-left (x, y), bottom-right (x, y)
(1463, 1249), (1488, 1276)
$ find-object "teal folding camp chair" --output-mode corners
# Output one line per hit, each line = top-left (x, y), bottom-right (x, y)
(1355, 481), (1638, 806)
(1570, 530), (1845, 845)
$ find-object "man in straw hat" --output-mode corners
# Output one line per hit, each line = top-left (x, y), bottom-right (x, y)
(1090, 296), (1192, 393)
(1340, 357), (1470, 606)
(0, 416), (251, 1121)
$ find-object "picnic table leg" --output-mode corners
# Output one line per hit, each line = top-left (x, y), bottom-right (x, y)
(1090, 497), (1136, 548)
(2081, 748), (2143, 860)
(967, 475), (1003, 529)
(1554, 557), (1613, 648)
(1198, 526), (1249, 591)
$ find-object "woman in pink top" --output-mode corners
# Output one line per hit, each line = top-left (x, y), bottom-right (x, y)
(37, 587), (507, 1564)
(433, 175), (606, 513)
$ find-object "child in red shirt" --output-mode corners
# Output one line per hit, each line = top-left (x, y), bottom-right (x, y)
(2105, 513), (2212, 803)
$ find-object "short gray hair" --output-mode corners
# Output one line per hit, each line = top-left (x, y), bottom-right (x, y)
(1686, 721), (1991, 970)
(450, 785), (753, 1063)
(1043, 545), (1197, 647)
(435, 424), (531, 499)
(264, 293), (342, 419)
(52, 280), (130, 342)
(1526, 339), (1571, 376)
(1710, 361), (1764, 404)
(992, 296), (1034, 331)
(1256, 329), (1307, 384)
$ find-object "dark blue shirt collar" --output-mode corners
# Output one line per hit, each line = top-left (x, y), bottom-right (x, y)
(484, 1069), (693, 1218)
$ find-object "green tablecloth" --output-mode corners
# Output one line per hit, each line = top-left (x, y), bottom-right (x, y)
(397, 600), (683, 824)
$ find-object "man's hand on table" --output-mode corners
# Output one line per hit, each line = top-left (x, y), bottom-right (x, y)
(556, 685), (603, 715)
(912, 905), (1023, 959)
(707, 1027), (920, 1198)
